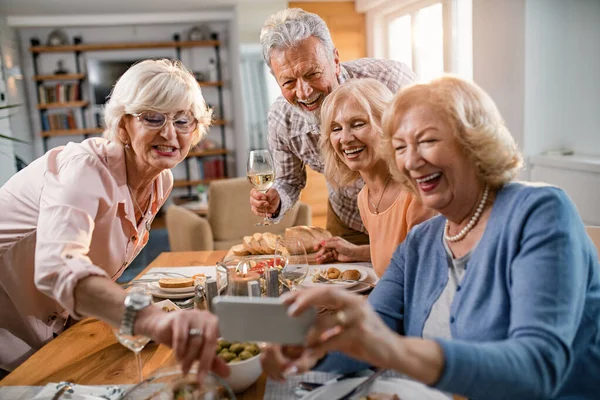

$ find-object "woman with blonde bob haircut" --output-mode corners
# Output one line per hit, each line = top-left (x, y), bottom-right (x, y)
(0, 59), (230, 382)
(260, 75), (600, 399)
(314, 78), (435, 276)
(381, 75), (522, 193)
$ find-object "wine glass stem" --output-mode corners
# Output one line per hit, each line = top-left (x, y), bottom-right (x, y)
(134, 350), (143, 383)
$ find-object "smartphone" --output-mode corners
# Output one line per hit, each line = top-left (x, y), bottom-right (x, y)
(212, 296), (317, 345)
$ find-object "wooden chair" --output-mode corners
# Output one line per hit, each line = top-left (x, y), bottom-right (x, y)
(166, 177), (312, 251)
(585, 226), (600, 259)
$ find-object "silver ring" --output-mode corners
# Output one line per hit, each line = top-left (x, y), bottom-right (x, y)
(335, 310), (348, 326)
(189, 328), (203, 337)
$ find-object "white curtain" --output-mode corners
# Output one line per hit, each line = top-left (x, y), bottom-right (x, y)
(240, 52), (270, 150)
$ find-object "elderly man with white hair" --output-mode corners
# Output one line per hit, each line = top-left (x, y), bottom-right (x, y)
(249, 8), (416, 251)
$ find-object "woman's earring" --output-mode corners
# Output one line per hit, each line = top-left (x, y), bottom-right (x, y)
(124, 142), (130, 149)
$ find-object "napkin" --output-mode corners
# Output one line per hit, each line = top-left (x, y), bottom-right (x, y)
(33, 382), (124, 400)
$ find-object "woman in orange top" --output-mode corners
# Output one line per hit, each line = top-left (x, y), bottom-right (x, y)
(315, 78), (436, 277)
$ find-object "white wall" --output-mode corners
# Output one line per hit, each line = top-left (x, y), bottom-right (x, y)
(524, 0), (600, 158)
(237, 1), (286, 44)
(472, 0), (526, 156)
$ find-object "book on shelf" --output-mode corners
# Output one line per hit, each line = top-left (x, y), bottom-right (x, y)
(199, 158), (225, 180)
(38, 83), (81, 104)
(41, 110), (78, 130)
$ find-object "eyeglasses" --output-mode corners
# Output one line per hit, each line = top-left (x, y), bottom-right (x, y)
(130, 111), (198, 134)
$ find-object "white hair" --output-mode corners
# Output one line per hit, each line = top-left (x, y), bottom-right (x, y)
(260, 8), (335, 69)
(103, 58), (212, 147)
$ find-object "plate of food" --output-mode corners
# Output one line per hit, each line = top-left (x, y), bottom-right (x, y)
(144, 267), (227, 299)
(302, 264), (369, 289)
(301, 377), (448, 400)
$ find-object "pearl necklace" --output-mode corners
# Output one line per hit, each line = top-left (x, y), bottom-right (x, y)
(444, 185), (489, 242)
(369, 175), (392, 215)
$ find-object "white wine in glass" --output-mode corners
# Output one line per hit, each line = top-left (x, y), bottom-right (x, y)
(113, 329), (151, 383)
(276, 237), (309, 290)
(247, 149), (276, 226)
(113, 286), (151, 383)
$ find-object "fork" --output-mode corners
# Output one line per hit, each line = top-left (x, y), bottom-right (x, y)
(314, 275), (376, 288)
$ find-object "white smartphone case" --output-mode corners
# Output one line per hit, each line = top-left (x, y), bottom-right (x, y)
(212, 296), (317, 345)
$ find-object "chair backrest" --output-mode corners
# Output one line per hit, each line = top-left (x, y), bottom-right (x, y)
(165, 205), (212, 251)
(207, 177), (306, 241)
(585, 226), (600, 260)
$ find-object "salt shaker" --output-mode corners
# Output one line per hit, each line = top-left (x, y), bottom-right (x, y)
(194, 284), (208, 310)
(265, 267), (280, 297)
(205, 278), (219, 312)
(248, 280), (261, 297)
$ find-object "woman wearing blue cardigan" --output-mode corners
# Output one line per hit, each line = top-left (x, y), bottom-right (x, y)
(260, 76), (600, 399)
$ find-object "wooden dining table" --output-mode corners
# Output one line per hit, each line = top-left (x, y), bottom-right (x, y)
(0, 250), (266, 399)
(1, 250), (466, 400)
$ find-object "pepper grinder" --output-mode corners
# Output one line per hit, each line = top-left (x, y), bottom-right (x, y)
(194, 283), (207, 310)
(205, 278), (219, 312)
(265, 267), (280, 297)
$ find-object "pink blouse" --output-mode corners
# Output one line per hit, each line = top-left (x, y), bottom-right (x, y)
(0, 138), (172, 371)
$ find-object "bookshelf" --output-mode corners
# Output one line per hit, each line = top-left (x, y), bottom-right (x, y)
(29, 38), (230, 193)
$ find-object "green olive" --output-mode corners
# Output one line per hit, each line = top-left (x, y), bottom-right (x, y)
(218, 339), (231, 348)
(244, 344), (260, 355)
(229, 357), (241, 363)
(229, 343), (245, 354)
(220, 351), (237, 362)
(239, 350), (254, 360)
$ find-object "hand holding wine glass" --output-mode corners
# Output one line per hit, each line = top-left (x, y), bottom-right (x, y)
(247, 149), (276, 226)
(113, 286), (152, 383)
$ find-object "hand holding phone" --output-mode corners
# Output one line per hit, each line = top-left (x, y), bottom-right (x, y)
(212, 296), (317, 345)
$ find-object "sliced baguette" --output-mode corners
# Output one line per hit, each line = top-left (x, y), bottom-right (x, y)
(242, 236), (255, 254)
(250, 233), (263, 254)
(262, 232), (280, 254)
(158, 277), (194, 288)
(232, 244), (251, 256)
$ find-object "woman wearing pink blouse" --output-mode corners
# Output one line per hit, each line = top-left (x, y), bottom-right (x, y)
(0, 59), (228, 380)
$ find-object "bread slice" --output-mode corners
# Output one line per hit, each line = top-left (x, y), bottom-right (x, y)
(242, 236), (255, 254)
(251, 232), (265, 254)
(158, 277), (194, 288)
(232, 244), (251, 256)
(261, 232), (280, 254)
(285, 226), (333, 253)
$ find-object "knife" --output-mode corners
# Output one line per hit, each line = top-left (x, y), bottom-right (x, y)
(298, 370), (364, 391)
(335, 369), (385, 400)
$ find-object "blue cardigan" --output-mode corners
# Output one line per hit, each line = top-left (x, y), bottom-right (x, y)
(316, 182), (600, 399)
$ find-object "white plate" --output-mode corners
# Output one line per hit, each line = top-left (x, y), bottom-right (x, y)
(301, 377), (448, 400)
(301, 264), (369, 289)
(143, 266), (227, 299)
(150, 290), (195, 299)
(149, 281), (195, 294)
(153, 299), (181, 312)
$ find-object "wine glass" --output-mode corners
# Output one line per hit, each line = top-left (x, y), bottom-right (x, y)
(275, 237), (309, 290)
(247, 149), (276, 226)
(113, 287), (152, 383)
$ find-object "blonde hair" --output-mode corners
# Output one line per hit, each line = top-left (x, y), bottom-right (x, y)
(319, 78), (394, 189)
(103, 59), (212, 147)
(381, 75), (523, 193)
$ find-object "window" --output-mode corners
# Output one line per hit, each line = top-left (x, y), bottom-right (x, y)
(371, 0), (472, 81)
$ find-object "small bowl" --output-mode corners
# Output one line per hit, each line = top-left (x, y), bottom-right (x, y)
(224, 352), (262, 393)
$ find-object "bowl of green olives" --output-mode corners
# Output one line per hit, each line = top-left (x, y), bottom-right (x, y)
(216, 339), (262, 393)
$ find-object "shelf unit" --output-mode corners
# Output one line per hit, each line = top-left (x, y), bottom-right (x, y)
(29, 38), (230, 192)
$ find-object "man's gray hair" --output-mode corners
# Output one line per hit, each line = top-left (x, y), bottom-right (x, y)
(260, 8), (335, 69)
